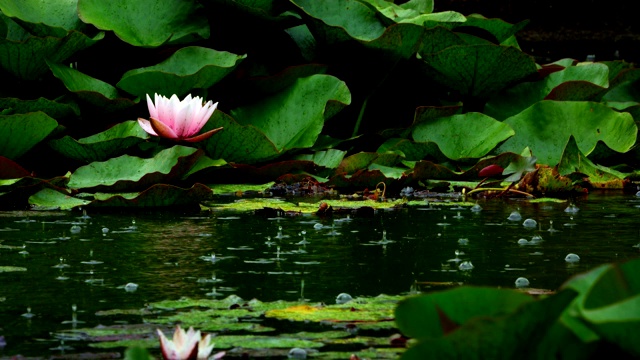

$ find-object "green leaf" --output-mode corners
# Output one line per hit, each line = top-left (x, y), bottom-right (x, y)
(198, 110), (280, 164)
(0, 0), (85, 33)
(48, 61), (138, 111)
(0, 28), (103, 80)
(29, 188), (91, 210)
(502, 155), (536, 182)
(558, 136), (627, 185)
(399, 289), (577, 360)
(90, 183), (213, 207)
(67, 145), (202, 191)
(377, 138), (444, 162)
(395, 287), (534, 340)
(419, 44), (538, 98)
(0, 112), (58, 159)
(77, 0), (209, 47)
(412, 113), (514, 160)
(0, 97), (79, 118)
(485, 62), (610, 120)
(48, 120), (149, 163)
(458, 15), (528, 44)
(497, 101), (638, 166)
(117, 46), (246, 98)
(294, 149), (346, 169)
(230, 74), (351, 152)
(579, 259), (640, 356)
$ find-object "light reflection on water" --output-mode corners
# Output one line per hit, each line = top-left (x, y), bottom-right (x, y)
(0, 193), (639, 357)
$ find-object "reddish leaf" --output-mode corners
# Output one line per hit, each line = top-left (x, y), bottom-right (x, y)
(0, 157), (30, 179)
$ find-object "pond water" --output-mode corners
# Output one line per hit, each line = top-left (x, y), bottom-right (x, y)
(1, 193), (639, 358)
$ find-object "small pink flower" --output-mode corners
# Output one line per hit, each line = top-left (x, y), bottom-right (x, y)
(138, 93), (223, 142)
(157, 325), (225, 360)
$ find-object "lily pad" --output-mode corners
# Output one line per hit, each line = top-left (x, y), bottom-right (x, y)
(77, 0), (209, 47)
(558, 136), (627, 187)
(0, 0), (85, 34)
(48, 61), (137, 111)
(497, 101), (638, 166)
(49, 120), (149, 163)
(0, 266), (27, 272)
(485, 62), (611, 120)
(0, 97), (79, 118)
(231, 74), (351, 153)
(67, 145), (202, 191)
(0, 156), (30, 178)
(29, 188), (91, 210)
(0, 26), (103, 80)
(412, 112), (514, 160)
(0, 112), (58, 159)
(419, 44), (538, 98)
(117, 46), (247, 98)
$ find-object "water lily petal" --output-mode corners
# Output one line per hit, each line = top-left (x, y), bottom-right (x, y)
(183, 126), (224, 143)
(137, 118), (158, 136)
(149, 117), (179, 139)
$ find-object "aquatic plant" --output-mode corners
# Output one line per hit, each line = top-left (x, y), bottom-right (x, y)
(0, 0), (638, 210)
(157, 325), (224, 360)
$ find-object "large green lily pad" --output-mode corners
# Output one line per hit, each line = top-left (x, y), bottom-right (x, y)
(497, 101), (637, 166)
(0, 112), (58, 160)
(232, 74), (350, 151)
(49, 120), (149, 163)
(485, 62), (611, 120)
(412, 112), (514, 160)
(419, 44), (538, 98)
(67, 145), (202, 191)
(77, 0), (209, 47)
(117, 46), (246, 98)
(0, 0), (85, 34)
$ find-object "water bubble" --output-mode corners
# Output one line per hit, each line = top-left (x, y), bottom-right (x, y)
(522, 219), (537, 228)
(507, 211), (522, 221)
(530, 235), (543, 244)
(636, 190), (640, 197)
(70, 225), (81, 234)
(313, 223), (323, 229)
(288, 347), (307, 359)
(452, 211), (464, 219)
(515, 277), (530, 288)
(101, 227), (109, 234)
(336, 293), (353, 304)
(458, 238), (469, 245)
(21, 307), (35, 318)
(470, 204), (482, 212)
(124, 283), (138, 292)
(564, 204), (580, 214)
(517, 238), (529, 245)
(459, 261), (474, 271)
(565, 253), (580, 263)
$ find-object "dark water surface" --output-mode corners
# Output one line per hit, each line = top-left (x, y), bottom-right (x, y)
(1, 193), (639, 358)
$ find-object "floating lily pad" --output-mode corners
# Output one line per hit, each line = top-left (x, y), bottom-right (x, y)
(0, 112), (58, 159)
(67, 146), (202, 191)
(117, 46), (247, 98)
(77, 0), (209, 47)
(412, 112), (514, 160)
(497, 101), (638, 166)
(49, 120), (149, 163)
(28, 188), (91, 210)
(0, 266), (27, 272)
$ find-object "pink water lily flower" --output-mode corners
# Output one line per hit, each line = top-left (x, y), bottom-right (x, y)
(157, 325), (225, 360)
(138, 93), (223, 142)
